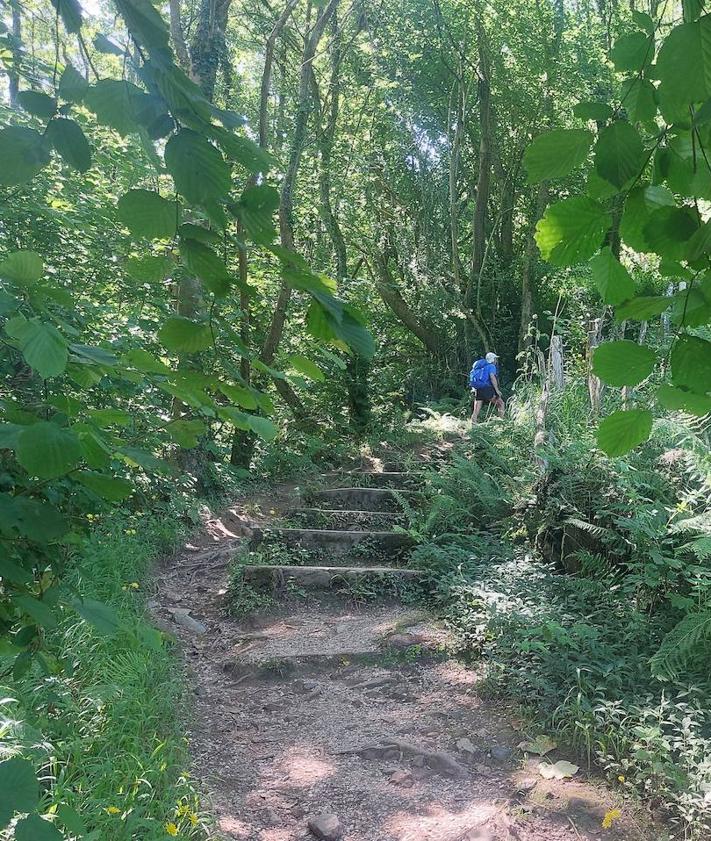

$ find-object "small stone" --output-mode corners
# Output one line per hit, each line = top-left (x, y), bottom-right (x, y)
(516, 777), (537, 793)
(389, 769), (414, 787)
(456, 737), (477, 754)
(411, 754), (425, 767)
(490, 745), (513, 761)
(385, 632), (426, 650)
(172, 611), (207, 635)
(291, 804), (306, 819)
(308, 813), (343, 840)
(383, 749), (400, 760)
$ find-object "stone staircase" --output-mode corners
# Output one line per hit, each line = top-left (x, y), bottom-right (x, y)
(241, 469), (424, 597)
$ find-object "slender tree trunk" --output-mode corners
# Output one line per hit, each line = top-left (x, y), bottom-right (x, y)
(260, 0), (300, 149)
(190, 0), (232, 101)
(168, 0), (191, 73)
(519, 182), (548, 353)
(9, 0), (21, 106)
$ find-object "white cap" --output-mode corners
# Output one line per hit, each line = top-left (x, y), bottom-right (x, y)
(485, 352), (498, 364)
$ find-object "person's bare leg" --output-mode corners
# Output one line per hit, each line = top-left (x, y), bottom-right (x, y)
(471, 400), (483, 424)
(495, 396), (505, 418)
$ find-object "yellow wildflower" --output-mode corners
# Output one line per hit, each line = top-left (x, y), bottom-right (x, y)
(165, 822), (179, 836)
(105, 806), (121, 815)
(602, 808), (622, 829)
(617, 774), (625, 783)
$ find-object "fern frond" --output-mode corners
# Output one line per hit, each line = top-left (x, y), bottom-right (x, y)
(650, 610), (711, 680)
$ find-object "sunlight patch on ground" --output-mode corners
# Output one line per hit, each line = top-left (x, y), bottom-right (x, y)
(267, 745), (336, 789)
(384, 801), (498, 841)
(216, 815), (252, 839)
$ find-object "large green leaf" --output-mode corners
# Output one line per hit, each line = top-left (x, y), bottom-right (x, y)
(15, 813), (63, 841)
(657, 384), (711, 415)
(593, 340), (656, 386)
(76, 470), (133, 501)
(573, 101), (613, 121)
(0, 757), (38, 829)
(17, 90), (57, 121)
(687, 221), (711, 261)
(218, 383), (258, 410)
(50, 0), (82, 33)
(158, 316), (213, 353)
(232, 184), (279, 243)
(610, 31), (653, 71)
(5, 317), (68, 379)
(14, 595), (57, 630)
(621, 78), (657, 123)
(16, 422), (82, 478)
(620, 184), (675, 252)
(643, 206), (699, 260)
(70, 597), (123, 635)
(165, 419), (206, 448)
(45, 118), (92, 173)
(656, 16), (711, 105)
(535, 197), (611, 266)
(671, 334), (711, 394)
(58, 64), (88, 103)
(114, 0), (170, 52)
(211, 127), (275, 174)
(597, 409), (653, 456)
(93, 33), (124, 55)
(288, 354), (325, 382)
(117, 190), (178, 240)
(123, 348), (171, 374)
(590, 248), (635, 305)
(615, 295), (673, 321)
(0, 127), (51, 186)
(524, 129), (593, 183)
(0, 494), (68, 542)
(164, 129), (232, 207)
(125, 254), (172, 283)
(247, 415), (278, 442)
(594, 121), (645, 188)
(0, 251), (43, 285)
(179, 239), (230, 296)
(85, 80), (142, 136)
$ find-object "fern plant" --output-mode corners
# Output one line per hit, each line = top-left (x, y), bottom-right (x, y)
(651, 609), (711, 681)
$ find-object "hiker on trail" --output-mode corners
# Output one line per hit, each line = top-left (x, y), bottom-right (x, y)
(469, 351), (505, 423)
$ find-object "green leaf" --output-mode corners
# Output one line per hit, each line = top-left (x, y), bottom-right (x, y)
(233, 184), (279, 244)
(5, 317), (68, 379)
(117, 190), (178, 240)
(70, 597), (123, 635)
(288, 354), (325, 382)
(70, 344), (118, 366)
(594, 121), (645, 188)
(573, 101), (613, 121)
(219, 383), (258, 410)
(180, 239), (230, 296)
(158, 317), (213, 353)
(126, 254), (172, 283)
(0, 126), (51, 186)
(593, 340), (656, 386)
(597, 409), (653, 456)
(211, 128), (275, 174)
(657, 16), (711, 105)
(620, 184), (675, 251)
(535, 197), (611, 266)
(15, 813), (63, 841)
(16, 421), (82, 478)
(643, 206), (699, 260)
(57, 804), (87, 836)
(50, 0), (82, 33)
(0, 494), (69, 543)
(524, 129), (593, 183)
(671, 334), (711, 394)
(621, 78), (657, 123)
(17, 90), (57, 120)
(247, 415), (278, 442)
(45, 117), (92, 172)
(590, 248), (635, 305)
(615, 295), (673, 321)
(93, 33), (124, 55)
(632, 10), (655, 35)
(164, 129), (232, 208)
(610, 31), (653, 71)
(85, 80), (142, 136)
(123, 348), (171, 374)
(88, 409), (132, 427)
(58, 64), (88, 103)
(114, 0), (170, 53)
(687, 221), (711, 261)
(0, 757), (38, 829)
(657, 384), (711, 415)
(76, 470), (133, 500)
(178, 223), (221, 244)
(14, 595), (57, 630)
(165, 419), (206, 448)
(0, 251), (43, 285)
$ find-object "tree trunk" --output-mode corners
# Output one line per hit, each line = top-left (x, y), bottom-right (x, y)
(519, 182), (548, 353)
(168, 0), (191, 73)
(9, 0), (21, 106)
(190, 0), (232, 101)
(587, 317), (605, 415)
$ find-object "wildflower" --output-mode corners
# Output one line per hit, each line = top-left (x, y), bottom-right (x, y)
(602, 808), (622, 829)
(165, 822), (179, 836)
(105, 806), (121, 815)
(617, 774), (625, 783)
(129, 582), (140, 589)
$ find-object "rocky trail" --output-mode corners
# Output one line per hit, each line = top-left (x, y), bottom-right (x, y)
(150, 453), (656, 841)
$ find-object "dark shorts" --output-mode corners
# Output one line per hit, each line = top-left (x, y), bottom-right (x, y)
(472, 386), (497, 403)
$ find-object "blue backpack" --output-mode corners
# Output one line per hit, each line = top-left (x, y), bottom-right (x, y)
(469, 359), (490, 389)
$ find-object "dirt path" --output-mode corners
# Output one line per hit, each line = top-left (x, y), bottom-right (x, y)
(150, 472), (660, 841)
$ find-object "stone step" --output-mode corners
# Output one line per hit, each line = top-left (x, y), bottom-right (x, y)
(251, 527), (414, 555)
(305, 487), (422, 512)
(241, 564), (423, 592)
(287, 508), (407, 531)
(323, 471), (423, 489)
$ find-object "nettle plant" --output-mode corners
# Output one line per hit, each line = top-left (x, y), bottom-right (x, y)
(0, 0), (372, 830)
(525, 4), (711, 457)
